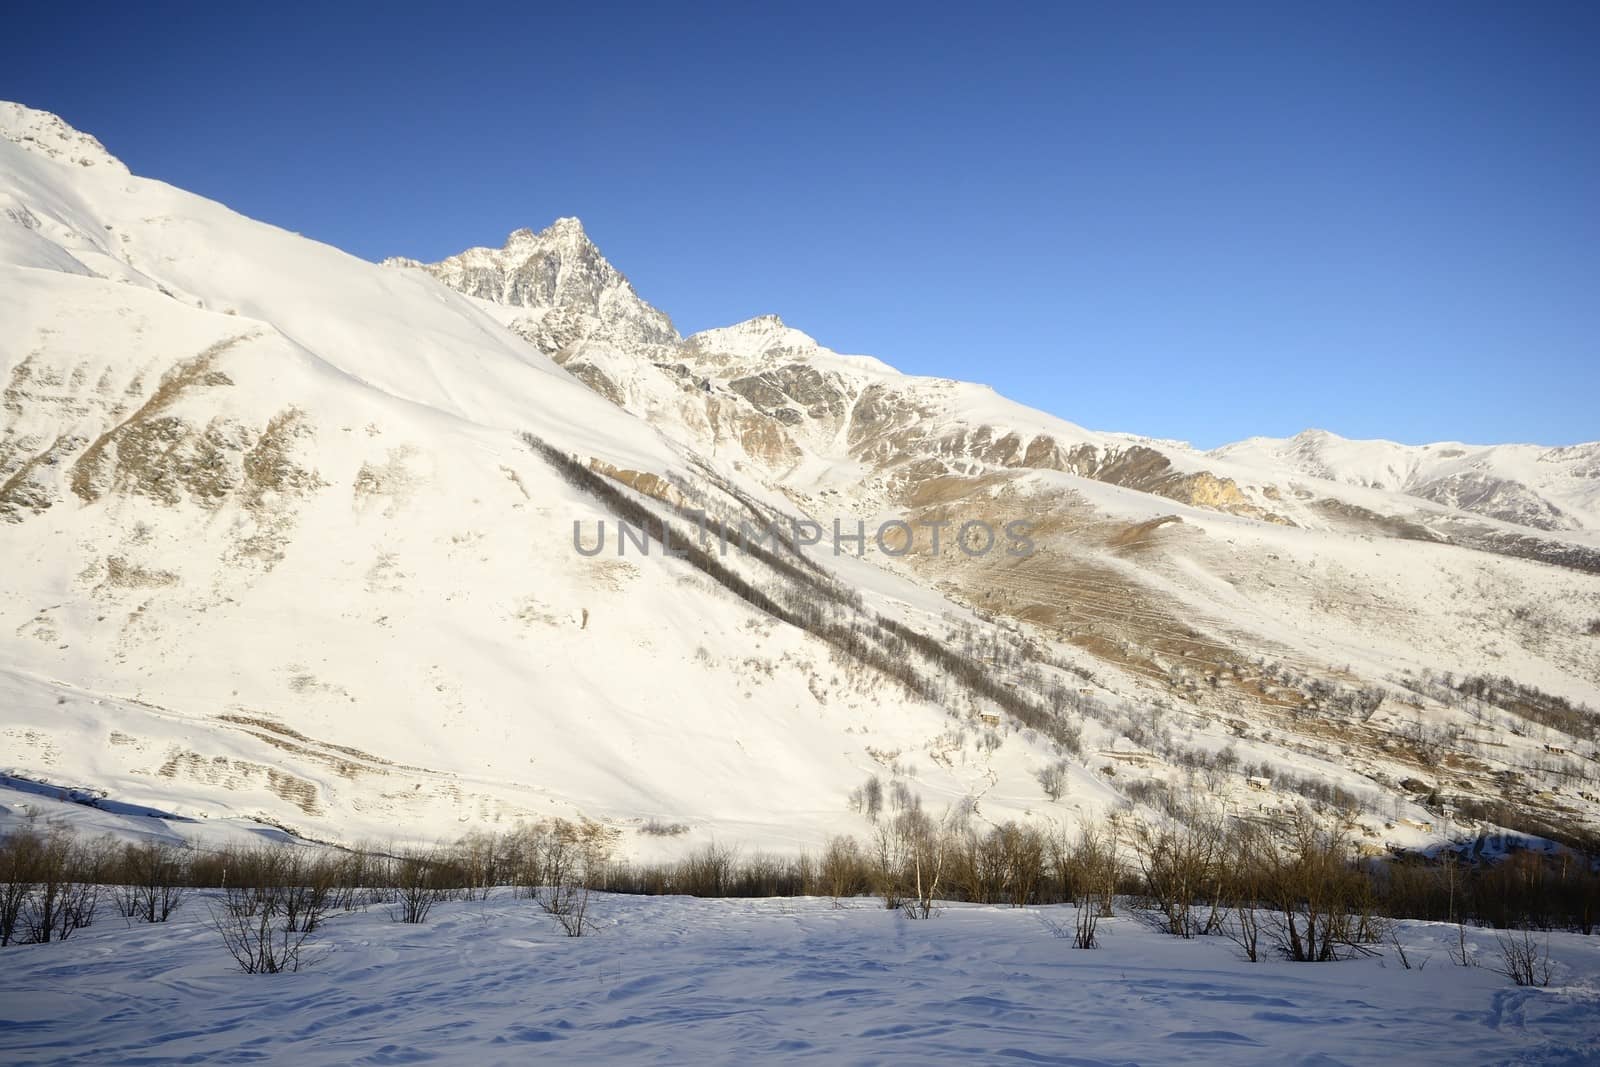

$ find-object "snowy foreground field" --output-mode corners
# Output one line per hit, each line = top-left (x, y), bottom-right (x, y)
(2, 894), (1599, 1065)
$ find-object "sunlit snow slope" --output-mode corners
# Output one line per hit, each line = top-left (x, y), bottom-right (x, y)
(4, 102), (1598, 855)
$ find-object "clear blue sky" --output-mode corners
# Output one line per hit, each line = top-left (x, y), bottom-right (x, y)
(4, 2), (1596, 447)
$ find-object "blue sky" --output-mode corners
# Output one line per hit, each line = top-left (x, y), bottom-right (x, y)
(4, 2), (1596, 447)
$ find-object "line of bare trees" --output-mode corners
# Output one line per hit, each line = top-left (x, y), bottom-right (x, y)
(0, 825), (102, 945)
(4, 804), (1592, 980)
(0, 815), (625, 970)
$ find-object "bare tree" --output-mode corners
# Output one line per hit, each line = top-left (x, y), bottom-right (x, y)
(22, 828), (100, 943)
(903, 807), (953, 920)
(1, 827), (42, 946)
(1219, 822), (1267, 962)
(504, 822), (549, 899)
(1055, 820), (1121, 918)
(868, 801), (953, 918)
(1036, 761), (1069, 802)
(1439, 851), (1476, 967)
(534, 819), (618, 936)
(998, 823), (1046, 907)
(1062, 821), (1121, 948)
(871, 816), (910, 912)
(953, 826), (1008, 905)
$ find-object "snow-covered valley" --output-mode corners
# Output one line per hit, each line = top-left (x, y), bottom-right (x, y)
(2, 890), (1599, 1066)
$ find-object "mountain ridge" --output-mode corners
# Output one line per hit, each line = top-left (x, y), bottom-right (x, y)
(392, 211), (1598, 535)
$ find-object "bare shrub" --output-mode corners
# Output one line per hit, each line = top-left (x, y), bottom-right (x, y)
(819, 836), (869, 904)
(326, 848), (377, 912)
(534, 818), (618, 936)
(454, 831), (504, 901)
(1134, 810), (1222, 938)
(677, 842), (739, 897)
(1386, 924), (1426, 970)
(210, 887), (314, 973)
(1492, 926), (1554, 987)
(391, 849), (449, 924)
(282, 859), (337, 934)
(120, 839), (190, 923)
(1260, 814), (1382, 962)
(21, 828), (100, 943)
(1072, 899), (1100, 949)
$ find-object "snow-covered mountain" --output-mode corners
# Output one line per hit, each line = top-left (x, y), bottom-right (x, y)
(1213, 428), (1600, 532)
(1, 101), (1134, 851)
(3, 102), (1598, 858)
(383, 218), (678, 356)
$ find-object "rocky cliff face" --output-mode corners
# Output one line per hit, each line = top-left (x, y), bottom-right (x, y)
(385, 218), (678, 355)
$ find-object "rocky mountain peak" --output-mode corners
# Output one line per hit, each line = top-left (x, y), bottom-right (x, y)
(686, 314), (823, 362)
(387, 217), (678, 351)
(0, 102), (129, 175)
(506, 216), (589, 248)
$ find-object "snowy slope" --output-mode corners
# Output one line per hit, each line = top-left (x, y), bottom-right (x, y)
(1214, 428), (1600, 532)
(404, 221), (1600, 697)
(3, 102), (1598, 858)
(2, 892), (1599, 1065)
(0, 102), (1121, 850)
(399, 210), (1600, 851)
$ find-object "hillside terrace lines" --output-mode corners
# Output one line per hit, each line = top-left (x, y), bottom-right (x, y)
(68, 332), (255, 505)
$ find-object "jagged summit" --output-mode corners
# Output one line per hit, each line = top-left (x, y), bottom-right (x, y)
(515, 215), (586, 239)
(386, 216), (678, 352)
(505, 216), (590, 249)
